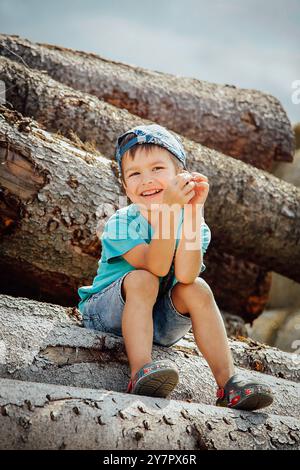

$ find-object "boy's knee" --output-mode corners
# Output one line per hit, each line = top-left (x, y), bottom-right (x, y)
(180, 277), (213, 299)
(194, 277), (214, 299)
(123, 270), (159, 299)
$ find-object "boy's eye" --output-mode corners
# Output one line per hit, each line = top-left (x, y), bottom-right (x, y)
(128, 167), (164, 177)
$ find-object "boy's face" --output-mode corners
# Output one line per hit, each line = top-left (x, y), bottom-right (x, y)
(122, 146), (178, 210)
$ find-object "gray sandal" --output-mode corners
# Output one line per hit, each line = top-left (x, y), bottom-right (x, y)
(127, 360), (179, 398)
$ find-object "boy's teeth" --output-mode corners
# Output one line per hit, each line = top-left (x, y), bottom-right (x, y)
(142, 189), (161, 196)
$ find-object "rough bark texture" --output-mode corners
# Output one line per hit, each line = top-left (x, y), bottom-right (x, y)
(0, 295), (299, 420)
(0, 105), (270, 319)
(179, 333), (300, 383)
(1, 377), (299, 450)
(0, 107), (121, 305)
(202, 251), (272, 321)
(0, 35), (298, 452)
(0, 33), (295, 171)
(0, 66), (300, 284)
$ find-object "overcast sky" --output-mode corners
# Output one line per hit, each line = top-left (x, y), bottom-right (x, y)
(0, 0), (299, 124)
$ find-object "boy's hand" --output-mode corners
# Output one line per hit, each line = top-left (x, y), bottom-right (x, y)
(188, 171), (209, 208)
(162, 172), (197, 208)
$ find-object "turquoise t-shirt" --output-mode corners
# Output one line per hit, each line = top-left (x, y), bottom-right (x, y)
(77, 203), (211, 314)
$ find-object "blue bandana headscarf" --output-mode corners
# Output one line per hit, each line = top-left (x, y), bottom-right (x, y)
(115, 124), (187, 173)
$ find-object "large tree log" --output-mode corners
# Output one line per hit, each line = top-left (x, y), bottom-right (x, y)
(0, 295), (299, 419)
(0, 107), (120, 305)
(0, 377), (299, 450)
(0, 63), (300, 285)
(178, 332), (300, 383)
(203, 251), (272, 321)
(0, 105), (270, 319)
(0, 33), (294, 171)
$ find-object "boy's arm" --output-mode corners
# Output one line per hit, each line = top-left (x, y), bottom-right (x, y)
(122, 206), (182, 277)
(174, 205), (204, 284)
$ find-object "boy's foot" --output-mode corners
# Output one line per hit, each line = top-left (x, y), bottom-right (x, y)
(126, 360), (179, 398)
(216, 373), (274, 411)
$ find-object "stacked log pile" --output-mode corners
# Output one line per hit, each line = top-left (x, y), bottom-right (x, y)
(0, 295), (299, 449)
(0, 34), (294, 170)
(0, 35), (299, 449)
(0, 45), (299, 319)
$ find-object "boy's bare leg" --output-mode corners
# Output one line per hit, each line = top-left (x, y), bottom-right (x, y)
(122, 294), (155, 380)
(173, 283), (235, 388)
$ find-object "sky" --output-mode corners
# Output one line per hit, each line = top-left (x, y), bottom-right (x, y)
(0, 0), (299, 124)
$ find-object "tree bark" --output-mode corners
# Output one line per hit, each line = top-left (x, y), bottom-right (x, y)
(0, 33), (294, 171)
(201, 250), (272, 321)
(0, 295), (299, 420)
(178, 332), (300, 383)
(0, 105), (276, 319)
(0, 377), (299, 450)
(0, 63), (300, 284)
(0, 106), (122, 305)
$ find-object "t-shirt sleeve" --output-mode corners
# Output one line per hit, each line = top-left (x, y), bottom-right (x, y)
(200, 221), (211, 273)
(101, 213), (147, 263)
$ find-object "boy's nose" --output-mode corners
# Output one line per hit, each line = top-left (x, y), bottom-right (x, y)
(141, 175), (154, 184)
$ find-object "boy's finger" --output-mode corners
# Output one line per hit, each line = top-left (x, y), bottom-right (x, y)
(191, 172), (208, 181)
(177, 173), (193, 187)
(192, 176), (208, 182)
(179, 171), (192, 179)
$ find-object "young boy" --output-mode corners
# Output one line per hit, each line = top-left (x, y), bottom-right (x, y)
(78, 124), (273, 410)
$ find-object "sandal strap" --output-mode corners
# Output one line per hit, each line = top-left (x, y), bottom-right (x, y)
(134, 360), (176, 381)
(127, 379), (133, 393)
(216, 374), (272, 406)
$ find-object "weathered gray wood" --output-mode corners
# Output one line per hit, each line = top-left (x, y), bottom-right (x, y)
(0, 63), (300, 283)
(0, 377), (299, 450)
(0, 106), (122, 305)
(200, 250), (272, 321)
(178, 332), (300, 382)
(0, 295), (299, 419)
(0, 105), (270, 318)
(0, 33), (294, 171)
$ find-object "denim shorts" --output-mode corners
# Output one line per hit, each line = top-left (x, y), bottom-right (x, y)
(82, 272), (192, 348)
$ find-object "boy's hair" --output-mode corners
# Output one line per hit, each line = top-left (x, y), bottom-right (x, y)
(119, 132), (184, 186)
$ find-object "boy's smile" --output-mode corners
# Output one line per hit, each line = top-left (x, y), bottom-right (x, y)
(140, 188), (163, 197)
